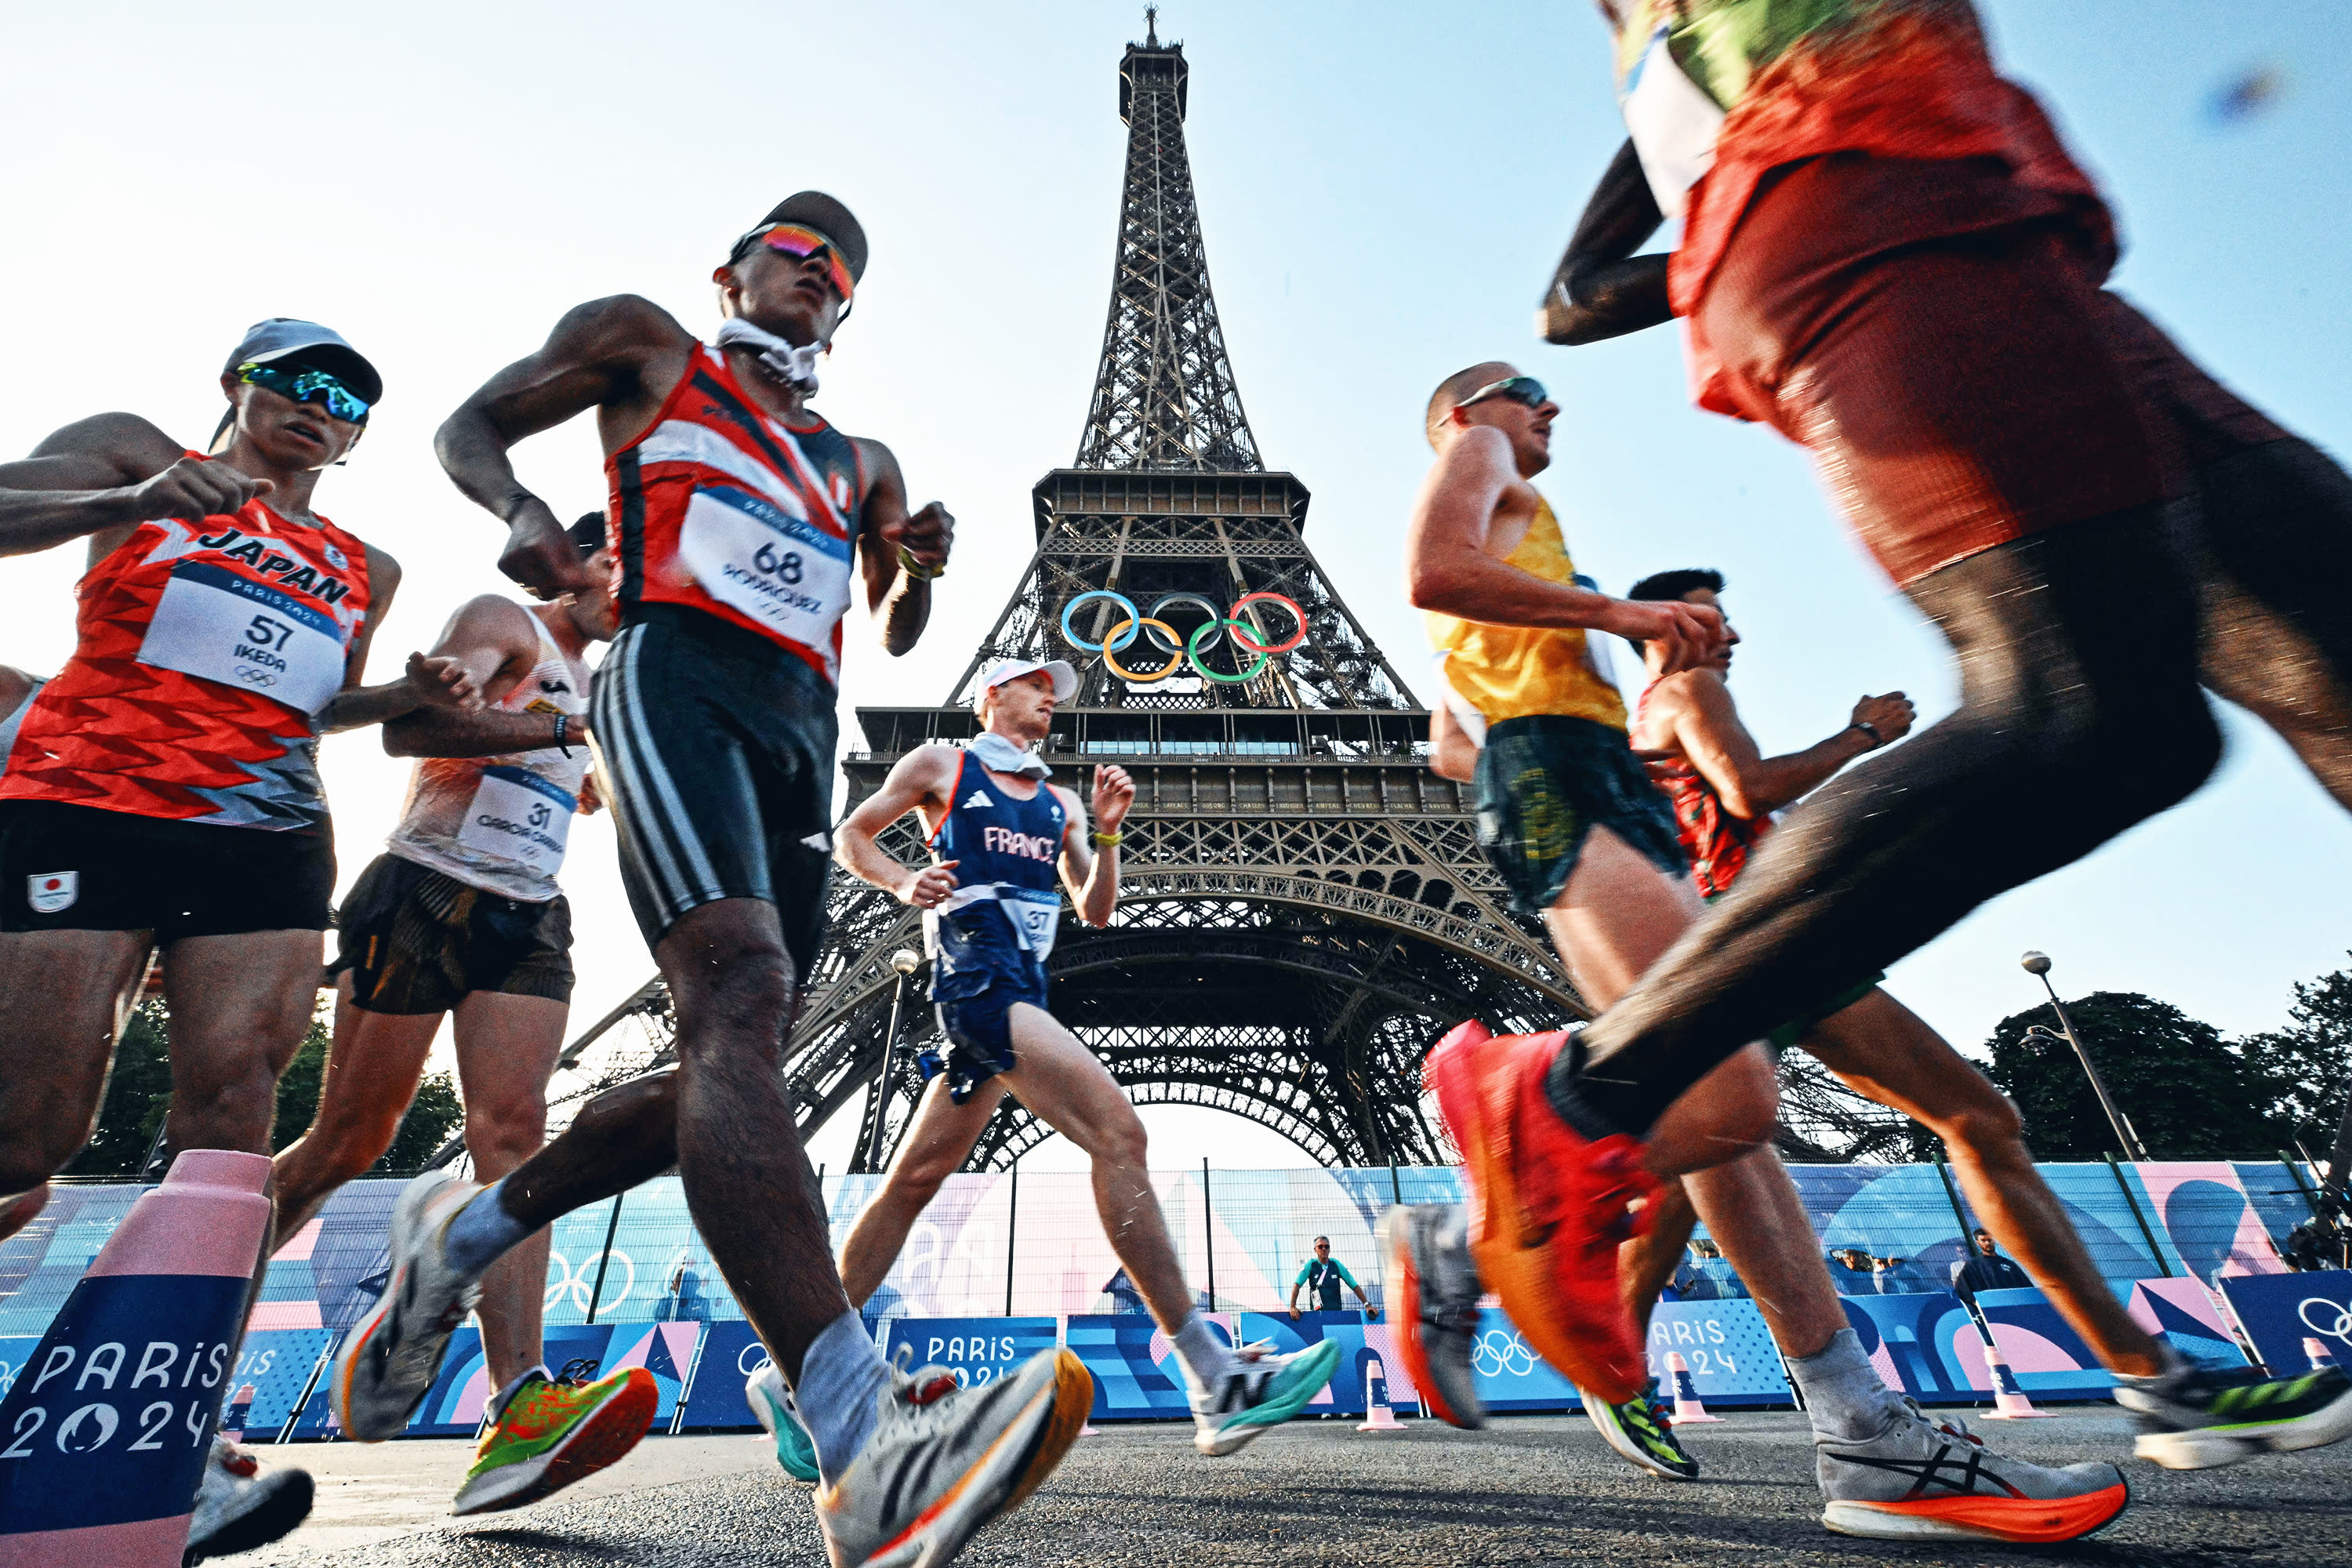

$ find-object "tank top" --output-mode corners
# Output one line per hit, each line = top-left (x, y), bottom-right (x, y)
(1424, 497), (1627, 731)
(605, 344), (869, 684)
(0, 463), (374, 832)
(1633, 677), (1771, 900)
(924, 748), (1069, 976)
(383, 608), (591, 902)
(0, 677), (45, 777)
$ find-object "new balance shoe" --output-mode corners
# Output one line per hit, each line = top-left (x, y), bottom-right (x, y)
(748, 1359), (822, 1483)
(2115, 1362), (2352, 1470)
(1189, 1337), (1342, 1457)
(1379, 1204), (1484, 1429)
(1581, 1378), (1699, 1481)
(333, 1168), (485, 1440)
(452, 1365), (659, 1515)
(185, 1436), (313, 1563)
(1424, 1019), (1655, 1405)
(1817, 1400), (2129, 1543)
(815, 1346), (1091, 1568)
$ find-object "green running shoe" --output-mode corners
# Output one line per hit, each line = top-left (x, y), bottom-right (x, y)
(1191, 1338), (1343, 1457)
(2117, 1363), (2352, 1470)
(747, 1360), (822, 1483)
(1581, 1377), (1700, 1481)
(452, 1365), (659, 1515)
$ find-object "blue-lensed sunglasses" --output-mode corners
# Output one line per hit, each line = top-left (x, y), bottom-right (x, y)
(236, 361), (371, 423)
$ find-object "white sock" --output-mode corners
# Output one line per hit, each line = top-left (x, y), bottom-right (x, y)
(796, 1312), (890, 1486)
(1787, 1328), (1908, 1442)
(441, 1178), (532, 1277)
(1171, 1312), (1239, 1392)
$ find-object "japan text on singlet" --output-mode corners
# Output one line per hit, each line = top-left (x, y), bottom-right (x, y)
(606, 344), (868, 683)
(0, 463), (372, 830)
(924, 748), (1068, 975)
(384, 610), (590, 902)
(1633, 678), (1770, 900)
(1424, 497), (1626, 732)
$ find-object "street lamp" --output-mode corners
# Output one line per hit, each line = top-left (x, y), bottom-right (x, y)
(858, 949), (924, 1174)
(2019, 949), (2150, 1162)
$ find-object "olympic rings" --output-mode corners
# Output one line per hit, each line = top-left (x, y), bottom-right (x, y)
(1144, 593), (1227, 654)
(2298, 1295), (2352, 1340)
(1229, 591), (1308, 655)
(1062, 590), (1142, 653)
(1189, 619), (1269, 684)
(1100, 619), (1185, 683)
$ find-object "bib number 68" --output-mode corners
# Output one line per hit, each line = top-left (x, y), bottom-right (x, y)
(753, 543), (804, 585)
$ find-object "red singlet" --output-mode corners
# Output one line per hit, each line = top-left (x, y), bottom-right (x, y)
(1633, 678), (1769, 901)
(0, 457), (373, 832)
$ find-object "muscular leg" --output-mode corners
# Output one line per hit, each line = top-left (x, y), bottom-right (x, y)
(449, 991), (568, 1388)
(157, 931), (325, 1160)
(495, 1069), (678, 1228)
(1619, 1178), (1699, 1338)
(1570, 510), (2221, 1135)
(270, 979), (441, 1248)
(1801, 989), (2164, 1375)
(1684, 1149), (1850, 1361)
(0, 930), (150, 1221)
(840, 1077), (1005, 1310)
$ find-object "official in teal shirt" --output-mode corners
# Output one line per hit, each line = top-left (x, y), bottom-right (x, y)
(1288, 1236), (1375, 1317)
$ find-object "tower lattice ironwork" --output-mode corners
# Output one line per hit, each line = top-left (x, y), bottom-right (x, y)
(516, 20), (1912, 1176)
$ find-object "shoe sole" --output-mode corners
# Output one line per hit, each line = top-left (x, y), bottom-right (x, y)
(332, 1176), (473, 1442)
(852, 1349), (1094, 1568)
(1194, 1340), (1344, 1457)
(1425, 1022), (1646, 1406)
(187, 1469), (314, 1563)
(1578, 1388), (1697, 1482)
(2134, 1383), (2352, 1470)
(451, 1370), (660, 1516)
(1377, 1209), (1482, 1431)
(1821, 1472), (2130, 1544)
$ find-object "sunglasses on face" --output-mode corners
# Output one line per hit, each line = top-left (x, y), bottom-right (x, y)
(758, 224), (855, 307)
(237, 362), (370, 423)
(1457, 375), (1551, 412)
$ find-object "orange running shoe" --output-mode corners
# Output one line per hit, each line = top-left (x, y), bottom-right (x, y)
(1425, 1019), (1653, 1405)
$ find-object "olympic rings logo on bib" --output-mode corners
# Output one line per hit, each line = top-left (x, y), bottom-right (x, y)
(1058, 590), (1306, 685)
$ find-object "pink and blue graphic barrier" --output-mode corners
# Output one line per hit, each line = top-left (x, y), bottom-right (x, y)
(2219, 1269), (2352, 1377)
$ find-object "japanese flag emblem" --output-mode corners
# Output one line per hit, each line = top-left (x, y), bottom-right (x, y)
(28, 870), (77, 914)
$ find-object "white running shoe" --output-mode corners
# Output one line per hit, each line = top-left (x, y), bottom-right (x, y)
(332, 1168), (485, 1441)
(1189, 1338), (1343, 1457)
(815, 1347), (1091, 1568)
(747, 1360), (822, 1483)
(1816, 1399), (2129, 1543)
(185, 1436), (312, 1562)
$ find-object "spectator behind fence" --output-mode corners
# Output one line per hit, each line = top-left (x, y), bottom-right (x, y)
(1951, 1228), (2031, 1303)
(1289, 1236), (1375, 1318)
(1683, 1238), (1749, 1301)
(1827, 1248), (1880, 1294)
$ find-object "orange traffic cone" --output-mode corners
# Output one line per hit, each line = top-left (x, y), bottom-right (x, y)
(1664, 1352), (1723, 1424)
(1356, 1356), (1405, 1432)
(1980, 1339), (2052, 1418)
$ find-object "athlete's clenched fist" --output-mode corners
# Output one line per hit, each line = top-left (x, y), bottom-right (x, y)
(1091, 764), (1135, 833)
(128, 455), (274, 521)
(897, 500), (954, 576)
(899, 858), (961, 910)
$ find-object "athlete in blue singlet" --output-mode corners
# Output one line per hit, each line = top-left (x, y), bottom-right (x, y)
(834, 658), (1343, 1459)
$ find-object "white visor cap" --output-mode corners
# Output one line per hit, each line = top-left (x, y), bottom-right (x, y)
(974, 658), (1079, 716)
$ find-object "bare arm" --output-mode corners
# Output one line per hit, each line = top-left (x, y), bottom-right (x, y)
(315, 549), (484, 733)
(851, 437), (950, 656)
(381, 597), (580, 758)
(836, 745), (965, 908)
(1428, 700), (1478, 784)
(1057, 766), (1134, 928)
(1668, 674), (1914, 818)
(435, 295), (690, 597)
(1540, 139), (1675, 347)
(0, 414), (271, 561)
(1404, 426), (1722, 670)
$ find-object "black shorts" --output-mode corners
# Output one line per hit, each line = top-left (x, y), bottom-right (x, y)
(334, 852), (575, 1015)
(0, 799), (333, 941)
(590, 606), (837, 972)
(1474, 716), (1685, 916)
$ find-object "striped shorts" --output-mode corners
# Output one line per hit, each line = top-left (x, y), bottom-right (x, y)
(590, 605), (837, 973)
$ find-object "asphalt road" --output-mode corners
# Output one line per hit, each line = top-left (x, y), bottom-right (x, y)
(239, 1410), (2352, 1568)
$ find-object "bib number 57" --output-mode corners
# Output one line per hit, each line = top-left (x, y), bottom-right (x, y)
(753, 543), (804, 585)
(245, 614), (295, 652)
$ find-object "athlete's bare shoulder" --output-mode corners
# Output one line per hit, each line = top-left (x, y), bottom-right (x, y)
(554, 294), (696, 361)
(24, 411), (184, 485)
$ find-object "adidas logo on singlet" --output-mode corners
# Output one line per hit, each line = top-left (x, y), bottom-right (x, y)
(962, 791), (993, 809)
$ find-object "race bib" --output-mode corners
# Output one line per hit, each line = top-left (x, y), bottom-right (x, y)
(136, 561), (347, 713)
(677, 484), (853, 652)
(456, 765), (575, 876)
(1620, 24), (1726, 220)
(1000, 890), (1062, 962)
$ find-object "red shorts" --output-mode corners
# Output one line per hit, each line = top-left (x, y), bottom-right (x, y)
(1697, 155), (2170, 586)
(2092, 292), (2289, 478)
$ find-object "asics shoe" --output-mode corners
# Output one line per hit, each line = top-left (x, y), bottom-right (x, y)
(1424, 1019), (1655, 1405)
(185, 1436), (313, 1563)
(748, 1360), (822, 1483)
(1817, 1400), (2129, 1542)
(2115, 1362), (2352, 1470)
(815, 1346), (1091, 1568)
(1581, 1378), (1699, 1481)
(452, 1364), (659, 1515)
(1379, 1204), (1485, 1429)
(333, 1168), (485, 1440)
(1190, 1338), (1343, 1457)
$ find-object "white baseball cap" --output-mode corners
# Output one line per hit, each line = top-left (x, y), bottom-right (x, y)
(973, 657), (1078, 715)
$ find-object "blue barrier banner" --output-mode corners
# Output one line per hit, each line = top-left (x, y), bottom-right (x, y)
(1969, 1289), (2115, 1400)
(1234, 1312), (1358, 1411)
(882, 1318), (1062, 1392)
(1065, 1312), (1229, 1419)
(1466, 1308), (1581, 1413)
(1838, 1291), (1980, 1402)
(677, 1321), (769, 1431)
(2217, 1269), (2352, 1377)
(221, 1330), (332, 1437)
(2129, 1277), (2253, 1372)
(406, 1324), (620, 1436)
(1645, 1300), (1790, 1408)
(0, 1338), (40, 1399)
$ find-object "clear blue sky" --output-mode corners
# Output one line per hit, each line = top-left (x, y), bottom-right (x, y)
(0, 2), (2343, 1170)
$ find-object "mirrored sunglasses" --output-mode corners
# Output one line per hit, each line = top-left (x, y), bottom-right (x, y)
(237, 362), (370, 423)
(1458, 375), (1550, 412)
(760, 223), (855, 306)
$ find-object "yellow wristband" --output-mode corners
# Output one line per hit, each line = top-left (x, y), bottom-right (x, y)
(898, 544), (945, 580)
(1091, 830), (1123, 848)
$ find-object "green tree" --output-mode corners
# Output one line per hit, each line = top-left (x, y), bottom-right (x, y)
(1985, 991), (2274, 1159)
(2238, 957), (2352, 1159)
